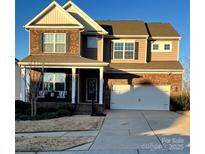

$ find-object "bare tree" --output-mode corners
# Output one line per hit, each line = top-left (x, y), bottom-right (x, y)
(22, 63), (45, 116)
(181, 56), (190, 96)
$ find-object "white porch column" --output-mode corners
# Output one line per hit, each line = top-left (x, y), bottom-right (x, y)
(21, 67), (26, 102)
(72, 68), (76, 104)
(99, 67), (104, 104)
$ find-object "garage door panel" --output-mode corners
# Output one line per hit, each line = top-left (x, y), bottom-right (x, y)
(111, 85), (170, 110)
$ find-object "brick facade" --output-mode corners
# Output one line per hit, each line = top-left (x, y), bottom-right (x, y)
(30, 29), (80, 55)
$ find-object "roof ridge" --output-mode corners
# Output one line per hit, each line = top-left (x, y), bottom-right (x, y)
(146, 22), (171, 24)
(96, 20), (144, 22)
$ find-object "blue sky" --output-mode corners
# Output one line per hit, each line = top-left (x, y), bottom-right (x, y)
(16, 0), (190, 63)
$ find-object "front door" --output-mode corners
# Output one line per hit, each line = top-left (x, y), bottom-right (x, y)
(86, 78), (97, 102)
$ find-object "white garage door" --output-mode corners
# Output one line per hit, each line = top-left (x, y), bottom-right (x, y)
(111, 85), (170, 110)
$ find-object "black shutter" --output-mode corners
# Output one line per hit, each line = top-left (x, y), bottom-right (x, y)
(135, 42), (139, 59)
(110, 41), (113, 60)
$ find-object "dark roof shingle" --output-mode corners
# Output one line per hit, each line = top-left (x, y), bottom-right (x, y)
(108, 61), (183, 70)
(146, 23), (180, 37)
(97, 20), (148, 36)
(20, 54), (103, 64)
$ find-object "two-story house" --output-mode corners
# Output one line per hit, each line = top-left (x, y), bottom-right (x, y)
(19, 1), (183, 111)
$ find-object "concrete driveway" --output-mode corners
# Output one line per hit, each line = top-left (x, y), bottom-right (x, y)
(16, 110), (190, 154)
(90, 110), (190, 153)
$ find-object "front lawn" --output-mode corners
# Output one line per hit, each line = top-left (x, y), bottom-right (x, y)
(16, 115), (104, 133)
(15, 136), (95, 152)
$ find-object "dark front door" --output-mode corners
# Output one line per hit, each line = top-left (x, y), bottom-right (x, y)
(86, 78), (97, 102)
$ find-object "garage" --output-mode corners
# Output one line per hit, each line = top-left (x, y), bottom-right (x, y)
(110, 85), (170, 110)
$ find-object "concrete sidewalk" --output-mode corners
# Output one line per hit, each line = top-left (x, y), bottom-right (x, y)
(16, 149), (189, 154)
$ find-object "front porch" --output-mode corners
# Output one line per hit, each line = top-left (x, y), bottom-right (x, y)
(22, 67), (105, 112)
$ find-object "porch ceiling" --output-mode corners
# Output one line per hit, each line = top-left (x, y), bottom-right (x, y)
(19, 55), (108, 67)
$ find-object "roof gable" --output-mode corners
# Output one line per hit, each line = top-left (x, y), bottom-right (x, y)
(63, 1), (107, 34)
(146, 23), (180, 37)
(25, 1), (84, 29)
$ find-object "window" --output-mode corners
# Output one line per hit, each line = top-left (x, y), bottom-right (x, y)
(125, 43), (134, 59)
(114, 43), (123, 59)
(113, 41), (135, 59)
(152, 44), (159, 50)
(43, 33), (66, 53)
(87, 37), (98, 48)
(151, 41), (172, 52)
(43, 73), (66, 91)
(164, 44), (171, 50)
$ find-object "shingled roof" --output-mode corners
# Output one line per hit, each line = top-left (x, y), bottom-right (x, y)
(19, 54), (108, 66)
(97, 20), (180, 37)
(145, 23), (180, 37)
(108, 61), (183, 71)
(97, 20), (148, 36)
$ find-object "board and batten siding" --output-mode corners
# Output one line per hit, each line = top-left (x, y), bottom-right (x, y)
(149, 39), (180, 61)
(35, 7), (75, 25)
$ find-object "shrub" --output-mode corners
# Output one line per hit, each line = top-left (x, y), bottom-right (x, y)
(15, 100), (31, 115)
(57, 109), (73, 116)
(15, 108), (73, 120)
(170, 94), (190, 111)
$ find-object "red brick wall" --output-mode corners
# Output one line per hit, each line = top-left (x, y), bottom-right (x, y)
(105, 73), (182, 96)
(30, 29), (80, 55)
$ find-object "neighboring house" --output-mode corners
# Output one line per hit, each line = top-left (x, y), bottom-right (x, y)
(15, 58), (24, 101)
(18, 1), (183, 111)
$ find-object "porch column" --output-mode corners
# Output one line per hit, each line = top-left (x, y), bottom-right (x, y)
(21, 67), (26, 102)
(72, 68), (76, 104)
(99, 67), (104, 104)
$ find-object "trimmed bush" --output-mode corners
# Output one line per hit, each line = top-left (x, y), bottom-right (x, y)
(170, 94), (190, 111)
(15, 100), (31, 115)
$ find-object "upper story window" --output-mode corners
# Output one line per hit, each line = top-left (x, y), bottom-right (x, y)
(87, 37), (98, 48)
(151, 41), (172, 52)
(164, 44), (171, 50)
(113, 41), (135, 59)
(43, 33), (66, 53)
(152, 44), (159, 50)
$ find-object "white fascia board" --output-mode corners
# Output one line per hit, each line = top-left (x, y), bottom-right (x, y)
(149, 36), (181, 40)
(20, 65), (107, 69)
(63, 1), (108, 35)
(106, 69), (184, 73)
(24, 1), (84, 30)
(18, 62), (109, 67)
(24, 26), (84, 29)
(82, 31), (108, 35)
(106, 35), (149, 38)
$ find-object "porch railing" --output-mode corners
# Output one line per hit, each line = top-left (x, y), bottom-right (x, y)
(38, 91), (68, 99)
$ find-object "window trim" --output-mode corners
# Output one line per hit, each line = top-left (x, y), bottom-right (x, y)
(112, 40), (135, 60)
(151, 41), (172, 52)
(87, 36), (98, 49)
(43, 73), (66, 92)
(43, 33), (66, 53)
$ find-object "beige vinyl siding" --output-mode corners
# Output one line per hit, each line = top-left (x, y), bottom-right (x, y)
(97, 36), (103, 61)
(111, 38), (147, 63)
(150, 39), (179, 61)
(36, 7), (75, 25)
